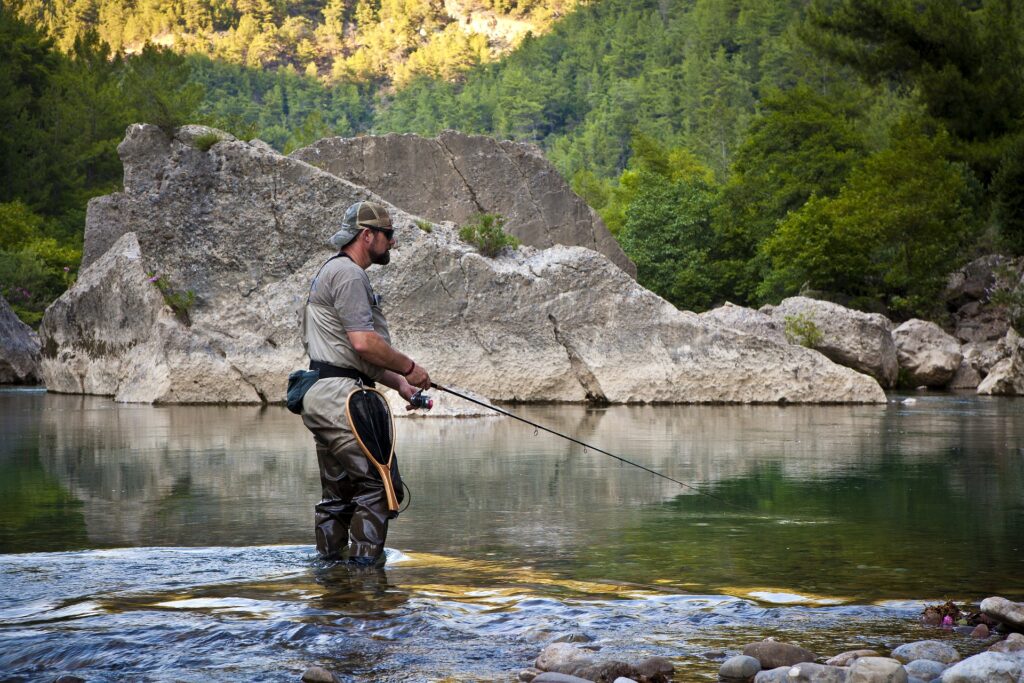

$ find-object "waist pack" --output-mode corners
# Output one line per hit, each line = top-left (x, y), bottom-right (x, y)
(286, 369), (320, 414)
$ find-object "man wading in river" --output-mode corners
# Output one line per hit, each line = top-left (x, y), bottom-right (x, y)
(297, 201), (432, 568)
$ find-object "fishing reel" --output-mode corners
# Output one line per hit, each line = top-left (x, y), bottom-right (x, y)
(409, 390), (433, 410)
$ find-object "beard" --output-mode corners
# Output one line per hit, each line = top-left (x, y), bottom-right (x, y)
(371, 248), (391, 266)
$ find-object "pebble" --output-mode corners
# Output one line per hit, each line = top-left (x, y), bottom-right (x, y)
(826, 649), (881, 666)
(300, 666), (339, 683)
(742, 638), (818, 669)
(970, 623), (989, 639)
(719, 654), (761, 682)
(847, 656), (907, 682)
(890, 640), (961, 664)
(903, 658), (947, 681)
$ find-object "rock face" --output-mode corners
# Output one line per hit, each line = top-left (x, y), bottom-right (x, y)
(945, 255), (1023, 344)
(762, 297), (899, 388)
(892, 319), (963, 388)
(698, 303), (788, 345)
(42, 123), (886, 405)
(290, 130), (636, 277)
(0, 293), (41, 384)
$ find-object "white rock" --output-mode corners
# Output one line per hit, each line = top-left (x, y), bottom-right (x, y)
(892, 319), (963, 387)
(939, 651), (1024, 682)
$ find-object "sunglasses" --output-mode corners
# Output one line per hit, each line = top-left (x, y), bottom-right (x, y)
(362, 224), (394, 240)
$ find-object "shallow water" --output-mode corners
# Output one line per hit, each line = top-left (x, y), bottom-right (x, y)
(1, 389), (1022, 681)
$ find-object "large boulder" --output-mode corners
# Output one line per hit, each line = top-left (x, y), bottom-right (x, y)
(977, 346), (1024, 396)
(762, 297), (898, 388)
(0, 293), (41, 384)
(41, 124), (886, 405)
(290, 130), (635, 277)
(981, 597), (1024, 631)
(892, 319), (963, 388)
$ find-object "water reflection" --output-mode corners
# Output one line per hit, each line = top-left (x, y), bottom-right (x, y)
(1, 390), (1022, 598)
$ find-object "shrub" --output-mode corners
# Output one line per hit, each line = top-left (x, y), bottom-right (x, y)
(458, 213), (519, 257)
(415, 219), (433, 233)
(147, 272), (195, 325)
(784, 313), (823, 348)
(194, 132), (222, 151)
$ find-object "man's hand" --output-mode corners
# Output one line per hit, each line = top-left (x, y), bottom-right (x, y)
(405, 363), (430, 391)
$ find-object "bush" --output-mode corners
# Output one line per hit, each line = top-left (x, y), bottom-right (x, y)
(193, 132), (222, 151)
(458, 213), (519, 257)
(147, 272), (195, 325)
(784, 313), (823, 348)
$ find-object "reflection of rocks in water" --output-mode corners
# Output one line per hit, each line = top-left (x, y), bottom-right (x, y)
(36, 393), (319, 546)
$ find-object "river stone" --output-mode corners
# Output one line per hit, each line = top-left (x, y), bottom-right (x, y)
(970, 624), (990, 639)
(300, 666), (340, 683)
(762, 297), (898, 388)
(742, 639), (818, 669)
(827, 650), (881, 667)
(848, 657), (907, 683)
(613, 678), (639, 683)
(519, 669), (543, 682)
(574, 660), (638, 682)
(290, 130), (635, 277)
(633, 656), (673, 681)
(698, 303), (788, 344)
(754, 667), (792, 683)
(0, 292), (41, 384)
(535, 643), (597, 675)
(892, 319), (963, 388)
(904, 659), (947, 681)
(990, 634), (1024, 654)
(720, 654), (762, 681)
(938, 651), (1024, 682)
(44, 124), (886, 405)
(532, 674), (595, 683)
(981, 597), (1024, 631)
(890, 641), (960, 665)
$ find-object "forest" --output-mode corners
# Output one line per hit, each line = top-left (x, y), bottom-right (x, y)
(2, 0), (1023, 326)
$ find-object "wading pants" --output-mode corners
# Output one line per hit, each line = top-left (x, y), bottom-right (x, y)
(301, 376), (391, 560)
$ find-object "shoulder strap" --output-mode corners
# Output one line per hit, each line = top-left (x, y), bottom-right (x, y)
(306, 252), (350, 304)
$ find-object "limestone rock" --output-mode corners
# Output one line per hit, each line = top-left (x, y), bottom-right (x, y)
(826, 650), (881, 667)
(698, 303), (788, 345)
(742, 639), (818, 669)
(981, 597), (1024, 631)
(46, 124), (886, 405)
(847, 657), (907, 683)
(720, 654), (762, 682)
(892, 319), (963, 387)
(290, 130), (635, 277)
(977, 352), (1024, 396)
(762, 297), (898, 388)
(890, 641), (960, 665)
(0, 293), (41, 384)
(945, 255), (1023, 343)
(938, 652), (1024, 682)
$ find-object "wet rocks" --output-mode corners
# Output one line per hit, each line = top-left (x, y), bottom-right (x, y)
(300, 665), (341, 682)
(531, 643), (672, 683)
(847, 656), (907, 682)
(826, 650), (881, 667)
(989, 633), (1024, 654)
(903, 658), (947, 681)
(890, 641), (961, 665)
(719, 654), (761, 681)
(742, 638), (819, 669)
(938, 652), (1024, 682)
(0, 292), (41, 384)
(755, 662), (846, 682)
(981, 597), (1024, 631)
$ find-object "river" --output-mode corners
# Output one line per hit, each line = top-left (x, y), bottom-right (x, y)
(1, 389), (1022, 681)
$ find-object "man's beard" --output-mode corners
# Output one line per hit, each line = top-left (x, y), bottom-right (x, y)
(371, 249), (390, 266)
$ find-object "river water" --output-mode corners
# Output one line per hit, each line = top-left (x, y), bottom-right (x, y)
(1, 389), (1022, 681)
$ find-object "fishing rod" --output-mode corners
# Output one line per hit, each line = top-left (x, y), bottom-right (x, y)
(418, 382), (746, 510)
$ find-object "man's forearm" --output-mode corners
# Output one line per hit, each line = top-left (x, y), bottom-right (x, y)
(347, 330), (412, 375)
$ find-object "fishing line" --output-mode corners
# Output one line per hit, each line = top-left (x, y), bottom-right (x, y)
(430, 382), (747, 511)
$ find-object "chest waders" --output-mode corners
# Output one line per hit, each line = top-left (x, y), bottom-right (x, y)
(345, 385), (401, 515)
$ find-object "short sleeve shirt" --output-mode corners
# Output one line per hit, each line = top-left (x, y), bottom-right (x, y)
(303, 255), (391, 381)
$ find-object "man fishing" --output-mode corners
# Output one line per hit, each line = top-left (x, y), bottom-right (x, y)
(298, 201), (431, 568)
